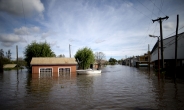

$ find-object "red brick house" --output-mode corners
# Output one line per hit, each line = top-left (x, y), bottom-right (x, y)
(30, 57), (77, 77)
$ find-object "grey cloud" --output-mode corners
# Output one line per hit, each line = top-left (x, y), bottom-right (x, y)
(0, 0), (44, 17)
(163, 22), (174, 30)
(49, 41), (57, 47)
(41, 31), (56, 39)
(56, 46), (60, 48)
(41, 32), (51, 39)
(14, 26), (40, 35)
(0, 34), (26, 47)
(1, 42), (13, 47)
(32, 26), (40, 33)
(95, 39), (105, 44)
(14, 27), (29, 35)
(125, 2), (133, 7)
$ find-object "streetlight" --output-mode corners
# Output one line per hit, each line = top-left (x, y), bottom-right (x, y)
(149, 35), (160, 79)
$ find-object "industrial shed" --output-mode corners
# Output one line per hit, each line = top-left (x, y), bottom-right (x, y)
(30, 57), (77, 77)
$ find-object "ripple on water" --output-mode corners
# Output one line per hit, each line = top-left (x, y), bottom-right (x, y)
(0, 66), (184, 110)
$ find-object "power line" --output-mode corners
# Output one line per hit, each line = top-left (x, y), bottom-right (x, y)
(163, 35), (183, 49)
(165, 25), (184, 38)
(150, 0), (166, 16)
(137, 0), (156, 46)
(126, 0), (162, 50)
(127, 0), (152, 20)
(140, 1), (164, 49)
(137, 0), (158, 18)
(123, 0), (155, 48)
(21, 0), (29, 44)
(163, 32), (184, 47)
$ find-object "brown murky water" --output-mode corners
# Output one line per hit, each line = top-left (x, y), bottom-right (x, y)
(0, 65), (184, 110)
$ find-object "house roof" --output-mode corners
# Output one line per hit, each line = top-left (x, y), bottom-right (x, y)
(30, 57), (77, 65)
(3, 64), (17, 68)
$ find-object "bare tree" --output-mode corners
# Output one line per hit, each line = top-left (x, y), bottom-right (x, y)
(6, 50), (11, 60)
(0, 49), (4, 58)
(58, 54), (65, 57)
(95, 52), (105, 70)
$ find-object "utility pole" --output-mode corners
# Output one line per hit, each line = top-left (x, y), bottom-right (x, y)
(16, 45), (18, 64)
(152, 16), (169, 69)
(69, 44), (71, 58)
(175, 14), (179, 79)
(157, 38), (160, 79)
(16, 45), (18, 72)
(148, 44), (150, 70)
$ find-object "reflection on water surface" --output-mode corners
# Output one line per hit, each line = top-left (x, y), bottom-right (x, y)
(0, 65), (184, 110)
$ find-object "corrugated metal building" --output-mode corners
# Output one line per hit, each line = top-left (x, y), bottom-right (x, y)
(151, 32), (184, 67)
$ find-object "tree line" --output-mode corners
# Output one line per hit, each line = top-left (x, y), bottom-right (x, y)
(0, 49), (12, 60)
(0, 49), (27, 71)
(0, 49), (12, 71)
(23, 41), (107, 71)
(1, 41), (120, 72)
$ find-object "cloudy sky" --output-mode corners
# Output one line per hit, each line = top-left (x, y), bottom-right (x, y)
(0, 0), (184, 60)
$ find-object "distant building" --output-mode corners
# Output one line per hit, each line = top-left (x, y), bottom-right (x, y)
(131, 56), (138, 67)
(122, 60), (126, 65)
(137, 53), (149, 67)
(92, 60), (107, 70)
(124, 54), (149, 67)
(124, 58), (130, 66)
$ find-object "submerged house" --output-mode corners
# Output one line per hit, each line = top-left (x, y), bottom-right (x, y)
(30, 57), (77, 77)
(131, 56), (139, 67)
(92, 60), (107, 70)
(124, 55), (149, 67)
(137, 53), (150, 67)
(3, 64), (17, 69)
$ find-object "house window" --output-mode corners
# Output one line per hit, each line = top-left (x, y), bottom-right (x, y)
(39, 68), (52, 78)
(58, 68), (71, 76)
(145, 57), (148, 61)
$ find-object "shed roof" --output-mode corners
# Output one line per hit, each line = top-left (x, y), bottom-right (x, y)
(3, 64), (17, 68)
(30, 57), (77, 65)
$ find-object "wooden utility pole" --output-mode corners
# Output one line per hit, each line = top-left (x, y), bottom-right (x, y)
(69, 44), (71, 58)
(152, 16), (169, 69)
(175, 14), (179, 78)
(16, 45), (18, 64)
(16, 45), (18, 72)
(157, 38), (160, 79)
(148, 44), (150, 70)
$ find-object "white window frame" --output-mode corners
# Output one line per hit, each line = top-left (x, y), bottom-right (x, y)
(58, 67), (71, 76)
(39, 67), (53, 78)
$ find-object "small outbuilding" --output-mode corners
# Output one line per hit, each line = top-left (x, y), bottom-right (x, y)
(3, 64), (17, 69)
(30, 57), (77, 77)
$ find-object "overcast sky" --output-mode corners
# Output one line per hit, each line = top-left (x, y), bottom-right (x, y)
(0, 0), (184, 60)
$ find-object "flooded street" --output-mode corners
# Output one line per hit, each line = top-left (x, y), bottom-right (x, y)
(0, 65), (184, 110)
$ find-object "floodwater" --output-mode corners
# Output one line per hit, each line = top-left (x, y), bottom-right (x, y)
(0, 65), (184, 110)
